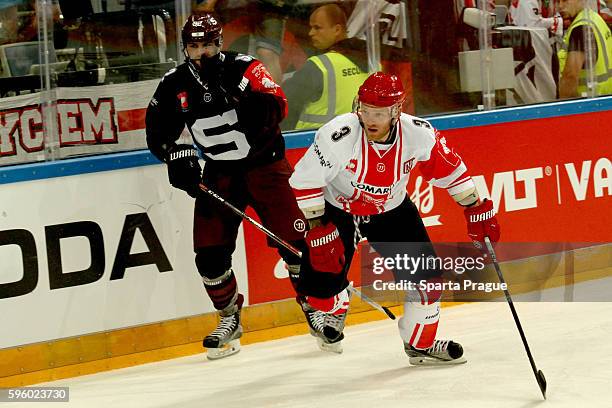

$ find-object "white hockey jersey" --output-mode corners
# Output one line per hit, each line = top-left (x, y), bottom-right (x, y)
(509, 0), (563, 36)
(347, 0), (409, 48)
(289, 113), (475, 216)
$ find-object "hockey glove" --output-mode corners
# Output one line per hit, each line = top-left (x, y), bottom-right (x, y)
(306, 222), (345, 274)
(464, 199), (500, 248)
(166, 144), (202, 198)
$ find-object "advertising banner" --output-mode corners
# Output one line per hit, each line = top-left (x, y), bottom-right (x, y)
(0, 164), (249, 349)
(0, 80), (156, 166)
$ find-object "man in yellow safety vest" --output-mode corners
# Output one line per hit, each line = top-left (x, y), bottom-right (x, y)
(558, 0), (612, 97)
(282, 4), (369, 130)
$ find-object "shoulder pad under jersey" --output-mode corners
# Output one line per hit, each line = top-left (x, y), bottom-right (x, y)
(223, 51), (256, 66)
(399, 113), (434, 131)
(234, 53), (254, 63)
(161, 65), (180, 80)
(222, 51), (261, 79)
(317, 113), (361, 145)
(159, 64), (190, 85)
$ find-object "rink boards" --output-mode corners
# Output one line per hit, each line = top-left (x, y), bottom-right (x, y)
(0, 98), (611, 386)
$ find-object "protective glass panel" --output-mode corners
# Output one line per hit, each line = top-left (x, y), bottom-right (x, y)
(485, 0), (611, 105)
(0, 2), (42, 90)
(0, 0), (45, 166)
(1, 0), (611, 166)
(234, 1), (372, 131)
(0, 0), (179, 166)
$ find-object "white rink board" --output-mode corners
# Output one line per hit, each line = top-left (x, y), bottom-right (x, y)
(0, 164), (249, 349)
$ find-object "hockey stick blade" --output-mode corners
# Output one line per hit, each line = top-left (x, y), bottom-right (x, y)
(484, 237), (547, 400)
(382, 306), (396, 320)
(537, 369), (547, 399)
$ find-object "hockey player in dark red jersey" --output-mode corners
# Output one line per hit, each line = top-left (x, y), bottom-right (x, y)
(145, 13), (310, 360)
(289, 72), (500, 364)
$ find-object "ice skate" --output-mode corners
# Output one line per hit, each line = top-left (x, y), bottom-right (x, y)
(404, 340), (467, 366)
(323, 308), (348, 343)
(315, 333), (344, 354)
(322, 288), (350, 343)
(301, 300), (343, 354)
(203, 308), (243, 360)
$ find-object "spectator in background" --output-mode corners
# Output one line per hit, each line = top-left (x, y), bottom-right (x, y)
(282, 4), (369, 131)
(0, 0), (61, 44)
(194, 0), (291, 83)
(558, 0), (612, 97)
(509, 0), (563, 36)
(598, 0), (612, 23)
(0, 0), (22, 44)
(346, 0), (409, 50)
(455, 0), (496, 19)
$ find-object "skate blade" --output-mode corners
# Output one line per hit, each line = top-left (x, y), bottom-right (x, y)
(316, 337), (343, 354)
(206, 339), (241, 360)
(409, 355), (467, 366)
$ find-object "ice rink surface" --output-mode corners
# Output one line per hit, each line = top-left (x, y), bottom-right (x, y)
(10, 280), (612, 408)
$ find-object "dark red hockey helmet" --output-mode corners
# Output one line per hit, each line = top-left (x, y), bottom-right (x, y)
(181, 13), (223, 45)
(357, 72), (405, 107)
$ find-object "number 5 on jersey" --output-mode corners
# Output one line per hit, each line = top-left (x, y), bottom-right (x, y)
(192, 109), (250, 160)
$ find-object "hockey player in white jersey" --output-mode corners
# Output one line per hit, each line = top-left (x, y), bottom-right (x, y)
(289, 72), (500, 364)
(509, 0), (563, 36)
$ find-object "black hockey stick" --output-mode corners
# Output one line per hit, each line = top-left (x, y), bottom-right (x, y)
(347, 283), (396, 320)
(198, 183), (396, 320)
(484, 237), (547, 400)
(199, 183), (292, 255)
